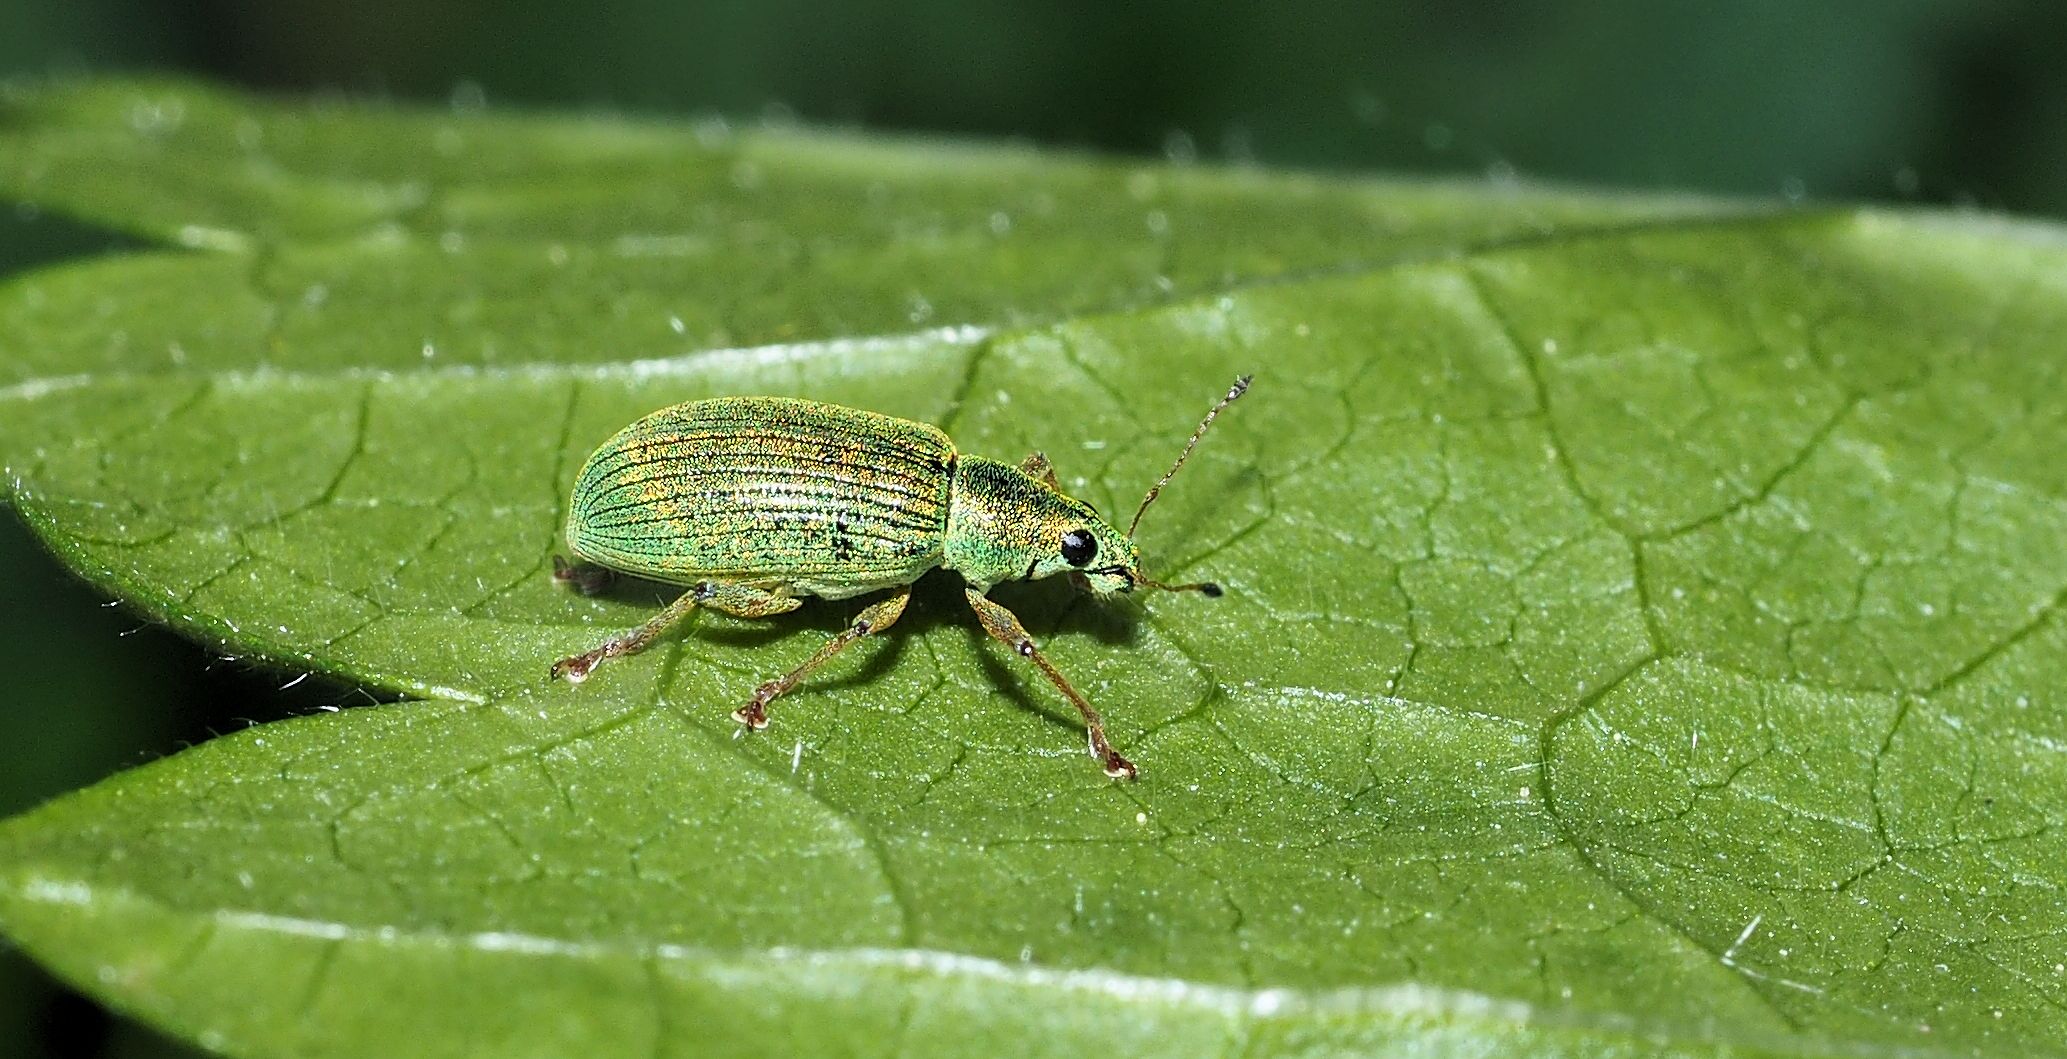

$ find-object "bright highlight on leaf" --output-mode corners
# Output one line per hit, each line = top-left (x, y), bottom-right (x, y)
(4, 80), (2067, 1058)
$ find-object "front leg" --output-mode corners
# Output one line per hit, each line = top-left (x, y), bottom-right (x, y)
(551, 580), (799, 682)
(1018, 451), (1060, 490)
(963, 586), (1136, 779)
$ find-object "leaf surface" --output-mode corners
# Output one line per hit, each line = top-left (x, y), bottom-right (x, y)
(4, 80), (2066, 1058)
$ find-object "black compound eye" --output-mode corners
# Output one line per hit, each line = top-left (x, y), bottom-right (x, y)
(1060, 529), (1097, 567)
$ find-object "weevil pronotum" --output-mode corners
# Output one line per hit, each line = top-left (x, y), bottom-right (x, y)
(549, 375), (1251, 778)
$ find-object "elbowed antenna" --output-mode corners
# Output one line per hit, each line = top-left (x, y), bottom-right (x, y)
(1124, 374), (1252, 597)
(1128, 374), (1252, 538)
(1136, 575), (1224, 597)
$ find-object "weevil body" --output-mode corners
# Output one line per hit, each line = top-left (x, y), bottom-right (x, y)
(552, 377), (1251, 778)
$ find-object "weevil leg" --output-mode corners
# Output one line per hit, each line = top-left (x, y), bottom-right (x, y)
(1017, 451), (1060, 490)
(963, 586), (1136, 779)
(551, 580), (799, 683)
(695, 581), (806, 620)
(550, 554), (617, 597)
(734, 585), (911, 730)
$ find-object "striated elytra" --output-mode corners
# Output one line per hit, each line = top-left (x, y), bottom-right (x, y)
(550, 376), (1251, 778)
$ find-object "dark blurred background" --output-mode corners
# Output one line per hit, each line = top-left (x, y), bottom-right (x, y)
(5, 2), (2067, 1056)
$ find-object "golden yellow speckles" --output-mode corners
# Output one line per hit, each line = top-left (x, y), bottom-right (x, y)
(565, 396), (954, 590)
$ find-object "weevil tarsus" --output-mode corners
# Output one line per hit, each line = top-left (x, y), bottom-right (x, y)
(734, 585), (911, 729)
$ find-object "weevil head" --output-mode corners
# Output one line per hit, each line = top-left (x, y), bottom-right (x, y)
(943, 375), (1250, 598)
(1049, 506), (1144, 597)
(943, 457), (1144, 595)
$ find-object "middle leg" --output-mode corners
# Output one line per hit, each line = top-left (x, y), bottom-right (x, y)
(734, 585), (912, 730)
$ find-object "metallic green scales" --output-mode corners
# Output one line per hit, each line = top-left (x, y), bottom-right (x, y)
(567, 396), (954, 599)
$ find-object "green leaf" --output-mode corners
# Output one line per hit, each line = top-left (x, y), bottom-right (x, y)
(4, 79), (2066, 1058)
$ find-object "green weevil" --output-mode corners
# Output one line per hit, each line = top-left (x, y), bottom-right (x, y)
(549, 375), (1251, 778)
